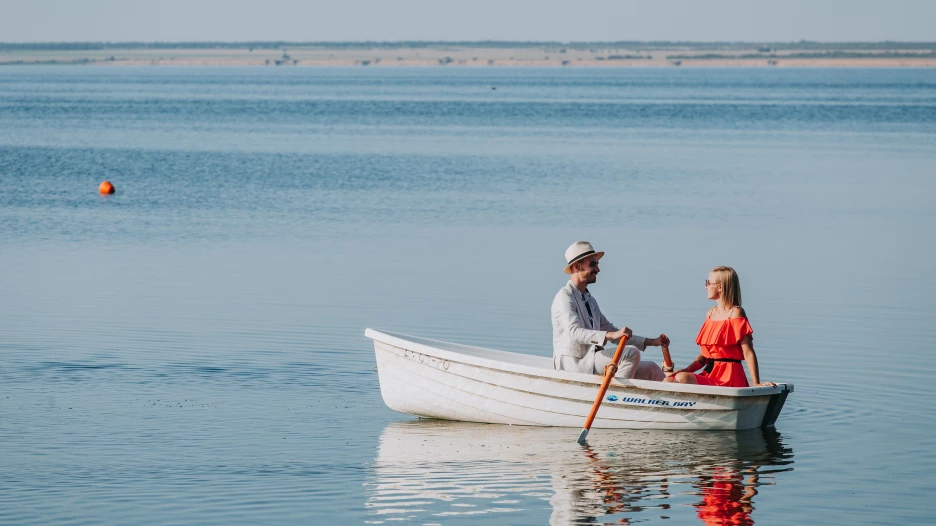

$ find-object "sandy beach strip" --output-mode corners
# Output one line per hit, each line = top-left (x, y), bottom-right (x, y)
(1, 45), (934, 67)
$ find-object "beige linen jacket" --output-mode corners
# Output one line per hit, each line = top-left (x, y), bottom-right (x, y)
(551, 281), (647, 374)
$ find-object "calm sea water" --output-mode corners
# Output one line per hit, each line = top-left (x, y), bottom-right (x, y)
(1, 66), (935, 525)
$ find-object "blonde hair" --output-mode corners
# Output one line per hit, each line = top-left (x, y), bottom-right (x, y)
(711, 266), (742, 307)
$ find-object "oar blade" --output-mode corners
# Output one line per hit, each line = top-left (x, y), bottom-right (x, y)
(577, 428), (589, 445)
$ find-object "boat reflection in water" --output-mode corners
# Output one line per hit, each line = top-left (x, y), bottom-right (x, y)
(365, 421), (793, 525)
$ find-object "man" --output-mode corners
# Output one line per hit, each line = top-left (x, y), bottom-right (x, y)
(551, 241), (666, 381)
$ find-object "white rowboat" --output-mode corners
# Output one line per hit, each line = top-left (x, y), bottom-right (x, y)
(366, 328), (792, 431)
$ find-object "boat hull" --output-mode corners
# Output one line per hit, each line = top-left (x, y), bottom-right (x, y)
(368, 329), (792, 431)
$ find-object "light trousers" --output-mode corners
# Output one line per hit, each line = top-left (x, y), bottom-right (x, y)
(593, 345), (665, 381)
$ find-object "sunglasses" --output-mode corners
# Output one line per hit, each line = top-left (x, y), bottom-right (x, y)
(573, 259), (600, 270)
(705, 279), (719, 287)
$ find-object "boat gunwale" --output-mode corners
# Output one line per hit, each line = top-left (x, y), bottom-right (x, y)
(365, 328), (792, 398)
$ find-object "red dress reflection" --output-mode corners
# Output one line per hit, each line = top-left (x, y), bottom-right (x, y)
(695, 467), (755, 526)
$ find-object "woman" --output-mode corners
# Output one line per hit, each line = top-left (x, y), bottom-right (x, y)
(664, 266), (774, 387)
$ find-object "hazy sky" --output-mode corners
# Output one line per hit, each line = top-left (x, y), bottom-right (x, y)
(2, 0), (934, 42)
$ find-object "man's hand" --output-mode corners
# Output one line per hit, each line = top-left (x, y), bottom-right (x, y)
(605, 327), (632, 344)
(646, 334), (670, 347)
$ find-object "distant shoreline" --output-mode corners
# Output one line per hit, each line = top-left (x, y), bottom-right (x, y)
(2, 41), (935, 67)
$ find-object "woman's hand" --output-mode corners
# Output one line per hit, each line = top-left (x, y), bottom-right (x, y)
(754, 381), (776, 387)
(646, 334), (670, 347)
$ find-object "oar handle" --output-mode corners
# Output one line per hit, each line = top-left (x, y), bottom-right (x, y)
(581, 334), (630, 436)
(660, 333), (673, 370)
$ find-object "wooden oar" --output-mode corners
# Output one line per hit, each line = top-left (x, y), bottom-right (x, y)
(578, 334), (630, 445)
(660, 333), (674, 372)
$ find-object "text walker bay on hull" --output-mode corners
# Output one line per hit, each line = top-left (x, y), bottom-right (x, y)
(366, 329), (792, 431)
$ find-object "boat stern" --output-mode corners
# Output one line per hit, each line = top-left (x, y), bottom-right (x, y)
(761, 383), (793, 429)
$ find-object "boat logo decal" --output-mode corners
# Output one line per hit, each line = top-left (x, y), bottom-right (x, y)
(605, 396), (698, 408)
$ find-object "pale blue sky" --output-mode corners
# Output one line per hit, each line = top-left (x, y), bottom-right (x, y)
(2, 0), (934, 42)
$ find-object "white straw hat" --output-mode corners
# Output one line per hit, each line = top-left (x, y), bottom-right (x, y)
(563, 241), (604, 274)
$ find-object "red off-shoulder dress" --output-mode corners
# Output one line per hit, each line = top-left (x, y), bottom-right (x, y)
(692, 315), (753, 387)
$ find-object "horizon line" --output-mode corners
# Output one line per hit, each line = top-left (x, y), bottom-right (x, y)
(3, 39), (935, 47)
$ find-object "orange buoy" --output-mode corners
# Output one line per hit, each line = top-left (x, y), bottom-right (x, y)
(99, 181), (115, 194)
